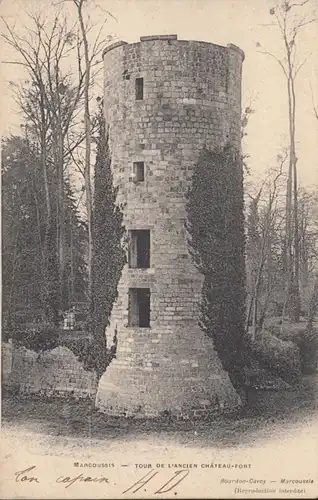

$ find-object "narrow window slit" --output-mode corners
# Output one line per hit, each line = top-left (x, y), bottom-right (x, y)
(128, 230), (150, 268)
(133, 161), (145, 182)
(128, 288), (150, 327)
(135, 77), (144, 100)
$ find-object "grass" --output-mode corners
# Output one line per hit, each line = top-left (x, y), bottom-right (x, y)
(2, 373), (317, 452)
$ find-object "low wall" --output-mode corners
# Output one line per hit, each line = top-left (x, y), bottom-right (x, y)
(2, 341), (13, 384)
(4, 344), (98, 400)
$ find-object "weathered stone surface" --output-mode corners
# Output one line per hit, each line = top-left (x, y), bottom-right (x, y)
(1, 341), (13, 384)
(6, 345), (98, 399)
(96, 35), (244, 418)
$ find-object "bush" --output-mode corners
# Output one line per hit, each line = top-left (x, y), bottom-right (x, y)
(265, 320), (318, 375)
(297, 330), (318, 375)
(71, 330), (118, 375)
(14, 322), (59, 352)
(266, 319), (306, 342)
(250, 332), (301, 385)
(59, 336), (92, 360)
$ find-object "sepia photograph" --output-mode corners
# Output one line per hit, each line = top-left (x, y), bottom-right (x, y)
(1, 0), (317, 498)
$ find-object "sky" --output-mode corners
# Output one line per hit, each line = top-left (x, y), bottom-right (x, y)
(0, 0), (317, 188)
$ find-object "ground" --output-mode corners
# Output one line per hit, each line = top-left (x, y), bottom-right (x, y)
(1, 377), (318, 499)
(2, 374), (318, 457)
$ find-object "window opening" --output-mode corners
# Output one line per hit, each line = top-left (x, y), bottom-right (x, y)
(135, 77), (144, 100)
(133, 161), (145, 182)
(128, 288), (150, 327)
(129, 230), (150, 268)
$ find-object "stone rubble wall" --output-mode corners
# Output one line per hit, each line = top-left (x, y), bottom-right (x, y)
(1, 341), (13, 385)
(3, 343), (97, 400)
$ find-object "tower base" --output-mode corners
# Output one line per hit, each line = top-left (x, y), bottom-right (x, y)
(95, 356), (241, 419)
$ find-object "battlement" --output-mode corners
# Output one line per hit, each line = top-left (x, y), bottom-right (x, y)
(140, 34), (178, 42)
(102, 35), (244, 61)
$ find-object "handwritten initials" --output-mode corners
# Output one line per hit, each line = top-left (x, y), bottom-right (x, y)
(155, 470), (190, 494)
(122, 469), (189, 494)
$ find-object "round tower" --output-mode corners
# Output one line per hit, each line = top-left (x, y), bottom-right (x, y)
(96, 35), (245, 418)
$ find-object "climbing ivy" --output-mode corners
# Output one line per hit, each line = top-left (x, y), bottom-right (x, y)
(185, 145), (251, 388)
(84, 104), (126, 377)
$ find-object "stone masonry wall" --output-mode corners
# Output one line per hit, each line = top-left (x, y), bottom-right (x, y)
(5, 345), (98, 400)
(96, 35), (244, 418)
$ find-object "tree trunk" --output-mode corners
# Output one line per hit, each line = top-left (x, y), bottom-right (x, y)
(39, 91), (58, 325)
(76, 0), (93, 314)
(5, 219), (20, 334)
(306, 276), (318, 335)
(289, 77), (301, 322)
(284, 57), (301, 323)
(57, 117), (66, 311)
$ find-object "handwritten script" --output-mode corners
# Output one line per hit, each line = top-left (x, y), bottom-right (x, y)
(15, 466), (39, 484)
(14, 465), (190, 494)
(14, 466), (110, 489)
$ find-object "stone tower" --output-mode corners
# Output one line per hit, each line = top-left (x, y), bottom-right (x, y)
(96, 35), (245, 418)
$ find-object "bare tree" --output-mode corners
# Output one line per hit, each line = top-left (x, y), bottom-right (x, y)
(1, 12), (86, 316)
(2, 2), (112, 318)
(246, 154), (287, 338)
(72, 0), (93, 305)
(298, 189), (318, 289)
(312, 83), (318, 122)
(304, 89), (318, 331)
(52, 0), (113, 315)
(241, 102), (256, 174)
(258, 0), (315, 322)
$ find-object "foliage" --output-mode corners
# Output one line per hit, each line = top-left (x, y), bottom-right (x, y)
(185, 146), (251, 389)
(245, 167), (318, 333)
(245, 161), (287, 335)
(2, 13), (89, 317)
(297, 330), (318, 374)
(241, 104), (255, 173)
(299, 276), (318, 374)
(84, 104), (126, 377)
(1, 9), (111, 328)
(258, 0), (316, 322)
(250, 332), (301, 385)
(13, 323), (59, 353)
(59, 335), (92, 361)
(2, 135), (87, 344)
(256, 316), (317, 377)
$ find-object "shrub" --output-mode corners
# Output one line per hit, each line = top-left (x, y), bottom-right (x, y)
(297, 330), (318, 375)
(59, 336), (92, 360)
(250, 332), (301, 385)
(265, 320), (318, 375)
(14, 322), (59, 352)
